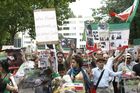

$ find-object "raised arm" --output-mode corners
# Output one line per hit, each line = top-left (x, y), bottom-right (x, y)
(113, 48), (125, 63)
(66, 41), (75, 66)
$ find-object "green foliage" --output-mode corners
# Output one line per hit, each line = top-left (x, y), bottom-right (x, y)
(0, 0), (72, 46)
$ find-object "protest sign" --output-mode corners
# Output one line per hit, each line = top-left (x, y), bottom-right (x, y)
(84, 22), (130, 51)
(34, 9), (58, 44)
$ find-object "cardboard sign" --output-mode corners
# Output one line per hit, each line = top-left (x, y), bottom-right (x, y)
(34, 9), (58, 44)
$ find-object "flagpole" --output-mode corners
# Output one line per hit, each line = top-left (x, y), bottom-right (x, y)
(53, 44), (58, 73)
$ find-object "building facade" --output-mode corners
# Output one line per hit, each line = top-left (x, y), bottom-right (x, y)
(58, 17), (93, 49)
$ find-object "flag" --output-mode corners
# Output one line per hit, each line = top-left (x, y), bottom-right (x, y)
(82, 28), (87, 41)
(117, 45), (128, 50)
(86, 43), (101, 55)
(86, 42), (100, 52)
(109, 0), (139, 22)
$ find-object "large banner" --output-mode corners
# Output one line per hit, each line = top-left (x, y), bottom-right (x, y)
(34, 9), (58, 44)
(84, 22), (130, 51)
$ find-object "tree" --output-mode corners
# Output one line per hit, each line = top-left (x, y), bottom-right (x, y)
(0, 0), (73, 47)
(91, 0), (140, 43)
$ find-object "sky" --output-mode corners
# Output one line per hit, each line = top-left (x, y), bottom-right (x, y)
(69, 0), (102, 17)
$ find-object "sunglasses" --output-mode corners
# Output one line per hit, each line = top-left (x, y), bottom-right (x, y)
(57, 56), (63, 58)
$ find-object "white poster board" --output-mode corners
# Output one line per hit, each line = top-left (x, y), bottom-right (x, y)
(109, 30), (129, 50)
(34, 9), (58, 44)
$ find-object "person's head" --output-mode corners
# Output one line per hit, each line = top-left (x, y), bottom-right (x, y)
(96, 50), (103, 58)
(77, 52), (82, 57)
(125, 53), (132, 64)
(57, 51), (64, 63)
(71, 55), (83, 68)
(58, 64), (66, 77)
(103, 53), (109, 62)
(96, 58), (106, 69)
(0, 59), (10, 73)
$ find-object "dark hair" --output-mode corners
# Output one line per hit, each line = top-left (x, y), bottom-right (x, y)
(96, 58), (106, 62)
(57, 51), (64, 57)
(0, 58), (10, 73)
(72, 55), (83, 68)
(58, 64), (65, 71)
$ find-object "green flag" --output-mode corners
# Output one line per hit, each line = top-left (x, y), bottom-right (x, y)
(127, 0), (139, 22)
(82, 28), (87, 41)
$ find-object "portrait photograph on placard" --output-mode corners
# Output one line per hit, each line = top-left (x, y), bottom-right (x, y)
(109, 31), (122, 40)
(100, 41), (110, 50)
(99, 31), (109, 41)
(92, 30), (99, 41)
(61, 38), (77, 49)
(87, 37), (94, 47)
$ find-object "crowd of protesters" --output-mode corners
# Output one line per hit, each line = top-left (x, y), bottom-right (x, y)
(0, 43), (140, 93)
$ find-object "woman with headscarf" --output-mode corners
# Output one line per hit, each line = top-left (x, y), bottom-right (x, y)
(67, 55), (91, 93)
(0, 59), (18, 93)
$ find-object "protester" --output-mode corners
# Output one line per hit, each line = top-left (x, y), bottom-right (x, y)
(117, 52), (137, 93)
(0, 59), (18, 93)
(133, 48), (140, 76)
(57, 42), (75, 75)
(91, 58), (125, 93)
(132, 48), (140, 92)
(67, 55), (91, 93)
(117, 53), (137, 75)
(105, 49), (125, 93)
(0, 78), (18, 93)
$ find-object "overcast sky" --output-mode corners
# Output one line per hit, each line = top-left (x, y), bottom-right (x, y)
(69, 0), (102, 17)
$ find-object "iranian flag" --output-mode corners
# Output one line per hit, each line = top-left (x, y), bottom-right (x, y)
(109, 0), (139, 22)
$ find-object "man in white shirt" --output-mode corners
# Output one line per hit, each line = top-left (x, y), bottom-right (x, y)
(117, 53), (137, 75)
(92, 58), (125, 93)
(105, 49), (125, 93)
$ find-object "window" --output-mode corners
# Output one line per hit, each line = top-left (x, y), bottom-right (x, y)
(63, 27), (69, 30)
(63, 21), (69, 24)
(63, 33), (69, 36)
(58, 27), (62, 30)
(63, 33), (76, 36)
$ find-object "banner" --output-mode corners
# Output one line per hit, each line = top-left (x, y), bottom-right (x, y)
(34, 9), (58, 44)
(109, 23), (130, 50)
(84, 22), (130, 51)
